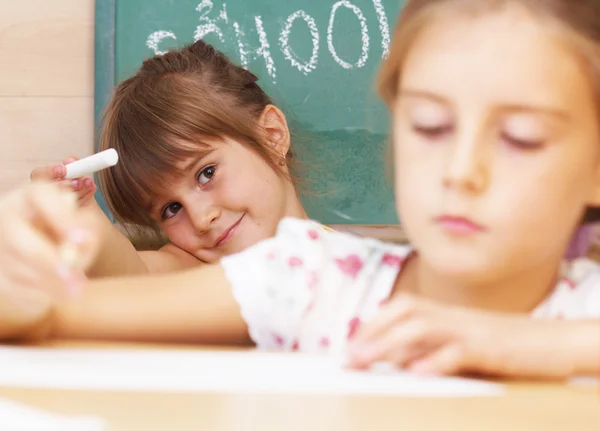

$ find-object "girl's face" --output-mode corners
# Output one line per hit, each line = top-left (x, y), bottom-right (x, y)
(392, 4), (600, 284)
(149, 133), (302, 263)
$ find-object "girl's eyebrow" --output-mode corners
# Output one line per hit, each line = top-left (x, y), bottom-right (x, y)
(180, 148), (215, 172)
(494, 104), (571, 122)
(146, 197), (165, 217)
(398, 88), (571, 121)
(398, 89), (449, 104)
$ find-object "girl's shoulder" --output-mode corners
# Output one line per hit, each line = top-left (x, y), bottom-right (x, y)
(220, 217), (412, 351)
(272, 217), (411, 256)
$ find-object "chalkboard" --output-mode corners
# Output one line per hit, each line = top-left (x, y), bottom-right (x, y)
(94, 0), (404, 225)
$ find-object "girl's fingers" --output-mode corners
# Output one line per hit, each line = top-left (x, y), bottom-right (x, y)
(25, 183), (78, 242)
(1, 216), (79, 296)
(30, 164), (65, 182)
(29, 156), (80, 184)
(57, 178), (96, 202)
(77, 188), (94, 204)
(57, 179), (79, 194)
(350, 294), (419, 347)
(28, 183), (101, 269)
(77, 181), (97, 205)
(348, 317), (435, 368)
(8, 183), (98, 282)
(67, 207), (102, 272)
(71, 178), (82, 191)
(0, 255), (45, 288)
(83, 177), (95, 190)
(408, 344), (468, 376)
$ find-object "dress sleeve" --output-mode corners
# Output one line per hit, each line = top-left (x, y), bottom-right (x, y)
(220, 217), (410, 352)
(220, 218), (329, 349)
(532, 258), (600, 319)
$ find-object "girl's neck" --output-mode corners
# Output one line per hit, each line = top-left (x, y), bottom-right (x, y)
(285, 186), (308, 220)
(395, 253), (562, 313)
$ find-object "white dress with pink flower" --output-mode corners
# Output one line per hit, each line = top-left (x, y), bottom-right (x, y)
(220, 218), (600, 352)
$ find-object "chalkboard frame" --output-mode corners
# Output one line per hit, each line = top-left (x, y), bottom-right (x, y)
(94, 0), (115, 149)
(93, 0), (116, 219)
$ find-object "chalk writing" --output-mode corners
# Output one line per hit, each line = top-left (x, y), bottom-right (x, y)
(327, 1), (370, 69)
(280, 10), (320, 75)
(146, 0), (392, 82)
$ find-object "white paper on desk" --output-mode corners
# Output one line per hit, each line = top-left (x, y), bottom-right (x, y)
(0, 397), (105, 431)
(0, 347), (502, 397)
(569, 376), (599, 387)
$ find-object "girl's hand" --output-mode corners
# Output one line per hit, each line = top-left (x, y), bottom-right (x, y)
(347, 294), (576, 379)
(30, 157), (97, 208)
(0, 182), (102, 340)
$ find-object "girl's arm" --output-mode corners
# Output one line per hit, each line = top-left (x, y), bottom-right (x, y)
(51, 264), (251, 345)
(554, 319), (600, 377)
(0, 182), (239, 343)
(87, 204), (200, 277)
(348, 295), (600, 379)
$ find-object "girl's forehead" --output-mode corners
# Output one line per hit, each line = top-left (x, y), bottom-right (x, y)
(399, 6), (594, 113)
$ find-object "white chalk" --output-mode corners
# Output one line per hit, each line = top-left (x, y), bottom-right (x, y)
(65, 149), (119, 179)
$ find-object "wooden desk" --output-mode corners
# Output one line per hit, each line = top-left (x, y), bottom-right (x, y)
(0, 341), (598, 431)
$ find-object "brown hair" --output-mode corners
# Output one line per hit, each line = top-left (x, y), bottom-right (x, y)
(98, 40), (297, 235)
(377, 0), (600, 221)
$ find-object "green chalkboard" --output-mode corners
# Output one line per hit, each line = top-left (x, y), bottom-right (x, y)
(94, 0), (404, 224)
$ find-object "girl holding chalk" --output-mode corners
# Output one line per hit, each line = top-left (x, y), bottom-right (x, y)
(30, 39), (308, 279)
(2, 0), (600, 379)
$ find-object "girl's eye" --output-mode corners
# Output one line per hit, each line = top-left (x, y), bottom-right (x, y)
(197, 165), (216, 186)
(408, 101), (452, 140)
(501, 116), (547, 150)
(161, 202), (182, 221)
(412, 124), (453, 140)
(500, 132), (544, 150)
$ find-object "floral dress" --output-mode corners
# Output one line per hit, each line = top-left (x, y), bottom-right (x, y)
(221, 218), (600, 352)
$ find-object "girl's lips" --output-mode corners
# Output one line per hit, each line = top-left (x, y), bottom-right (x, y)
(215, 214), (245, 247)
(435, 215), (486, 234)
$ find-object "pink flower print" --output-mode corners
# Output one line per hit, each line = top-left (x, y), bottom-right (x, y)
(308, 229), (319, 240)
(272, 333), (286, 347)
(307, 271), (319, 292)
(382, 253), (403, 268)
(288, 256), (303, 268)
(319, 337), (331, 348)
(291, 340), (300, 351)
(560, 277), (576, 290)
(267, 251), (277, 260)
(335, 254), (364, 279)
(347, 316), (361, 340)
(302, 272), (320, 312)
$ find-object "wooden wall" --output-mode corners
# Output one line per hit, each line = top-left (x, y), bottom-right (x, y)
(0, 0), (95, 194)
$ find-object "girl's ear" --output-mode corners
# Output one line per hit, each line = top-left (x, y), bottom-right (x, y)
(258, 105), (291, 157)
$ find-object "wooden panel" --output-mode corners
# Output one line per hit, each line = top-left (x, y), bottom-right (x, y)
(0, 0), (94, 193)
(0, 97), (94, 192)
(0, 0), (94, 97)
(0, 0), (93, 22)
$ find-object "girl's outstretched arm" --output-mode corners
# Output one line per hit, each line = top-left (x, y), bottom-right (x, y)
(51, 264), (251, 346)
(88, 205), (200, 277)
